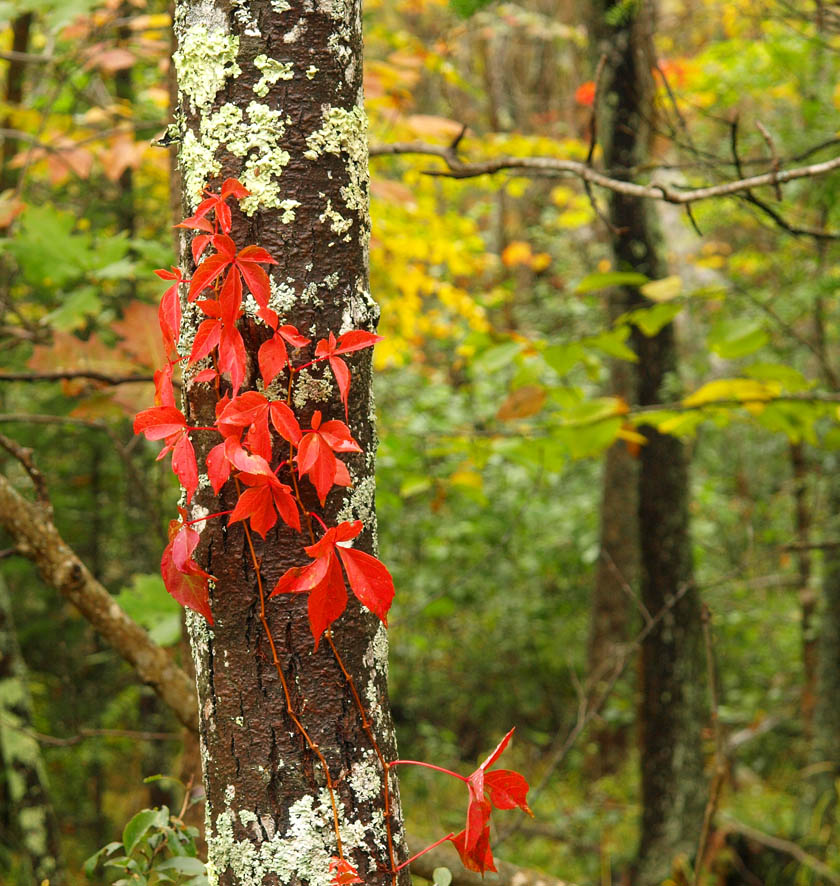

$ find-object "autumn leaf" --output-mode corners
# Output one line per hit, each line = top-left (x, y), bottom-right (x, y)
(449, 728), (532, 875)
(328, 858), (363, 886)
(258, 325), (311, 386)
(161, 519), (215, 623)
(155, 266), (183, 353)
(270, 520), (394, 648)
(314, 330), (383, 416)
(297, 410), (360, 505)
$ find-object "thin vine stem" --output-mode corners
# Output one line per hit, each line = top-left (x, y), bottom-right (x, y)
(389, 760), (467, 782)
(394, 832), (455, 872)
(326, 632), (398, 883)
(237, 482), (346, 860)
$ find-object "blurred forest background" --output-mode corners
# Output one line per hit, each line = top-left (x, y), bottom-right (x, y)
(2, 0), (840, 883)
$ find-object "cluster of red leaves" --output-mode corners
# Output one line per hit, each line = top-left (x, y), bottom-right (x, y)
(451, 727), (532, 873)
(133, 179), (389, 642)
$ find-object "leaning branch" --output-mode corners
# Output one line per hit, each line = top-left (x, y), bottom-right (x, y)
(0, 471), (199, 732)
(369, 141), (840, 206)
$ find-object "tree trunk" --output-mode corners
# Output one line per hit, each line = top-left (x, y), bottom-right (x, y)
(586, 302), (636, 776)
(813, 466), (840, 813)
(172, 2), (408, 884)
(587, 2), (707, 882)
(0, 576), (64, 885)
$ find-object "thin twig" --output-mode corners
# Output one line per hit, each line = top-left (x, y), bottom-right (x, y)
(0, 370), (159, 385)
(0, 429), (51, 511)
(0, 717), (180, 747)
(756, 121), (783, 200)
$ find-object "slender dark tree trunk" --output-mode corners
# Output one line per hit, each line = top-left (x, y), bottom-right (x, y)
(0, 12), (32, 192)
(587, 2), (706, 881)
(790, 443), (818, 735)
(172, 2), (408, 883)
(587, 304), (636, 776)
(0, 577), (64, 884)
(813, 466), (840, 814)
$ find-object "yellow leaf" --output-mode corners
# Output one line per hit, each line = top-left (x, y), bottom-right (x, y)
(683, 378), (781, 408)
(641, 275), (683, 302)
(616, 426), (647, 445)
(501, 241), (533, 267)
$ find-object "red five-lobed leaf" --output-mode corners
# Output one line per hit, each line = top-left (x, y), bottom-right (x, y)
(258, 325), (311, 387)
(269, 520), (394, 648)
(449, 728), (532, 874)
(328, 858), (362, 886)
(314, 330), (383, 417)
(297, 410), (360, 505)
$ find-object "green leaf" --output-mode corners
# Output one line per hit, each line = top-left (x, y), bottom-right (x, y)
(433, 867), (453, 886)
(155, 857), (208, 875)
(123, 808), (162, 855)
(44, 286), (101, 332)
(708, 317), (769, 359)
(116, 575), (182, 647)
(472, 341), (522, 374)
(450, 0), (494, 18)
(585, 327), (638, 362)
(641, 275), (682, 302)
(623, 302), (683, 337)
(575, 271), (648, 294)
(744, 363), (812, 391)
(542, 342), (584, 376)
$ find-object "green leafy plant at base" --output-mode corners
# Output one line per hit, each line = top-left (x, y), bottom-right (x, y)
(84, 778), (207, 886)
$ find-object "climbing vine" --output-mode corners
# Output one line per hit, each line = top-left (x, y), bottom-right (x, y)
(134, 179), (532, 883)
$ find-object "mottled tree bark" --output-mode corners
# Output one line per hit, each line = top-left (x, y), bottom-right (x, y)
(172, 2), (408, 884)
(0, 576), (64, 884)
(0, 12), (32, 193)
(587, 2), (706, 882)
(813, 467), (840, 811)
(586, 305), (636, 777)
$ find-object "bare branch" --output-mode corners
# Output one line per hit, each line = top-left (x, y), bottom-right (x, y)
(0, 370), (158, 385)
(369, 140), (840, 208)
(0, 716), (181, 747)
(0, 470), (199, 732)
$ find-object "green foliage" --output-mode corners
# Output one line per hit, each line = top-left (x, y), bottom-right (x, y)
(84, 799), (207, 886)
(448, 0), (495, 19)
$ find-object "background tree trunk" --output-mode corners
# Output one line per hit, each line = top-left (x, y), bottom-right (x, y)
(0, 576), (64, 885)
(587, 2), (707, 881)
(172, 2), (408, 883)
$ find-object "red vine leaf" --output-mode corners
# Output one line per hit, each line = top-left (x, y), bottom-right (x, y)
(228, 475), (300, 537)
(314, 330), (382, 417)
(155, 267), (183, 353)
(328, 858), (362, 886)
(161, 519), (215, 623)
(269, 520), (394, 648)
(258, 325), (311, 386)
(297, 410), (360, 505)
(449, 826), (496, 875)
(177, 177), (249, 235)
(450, 728), (532, 874)
(133, 405), (187, 440)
